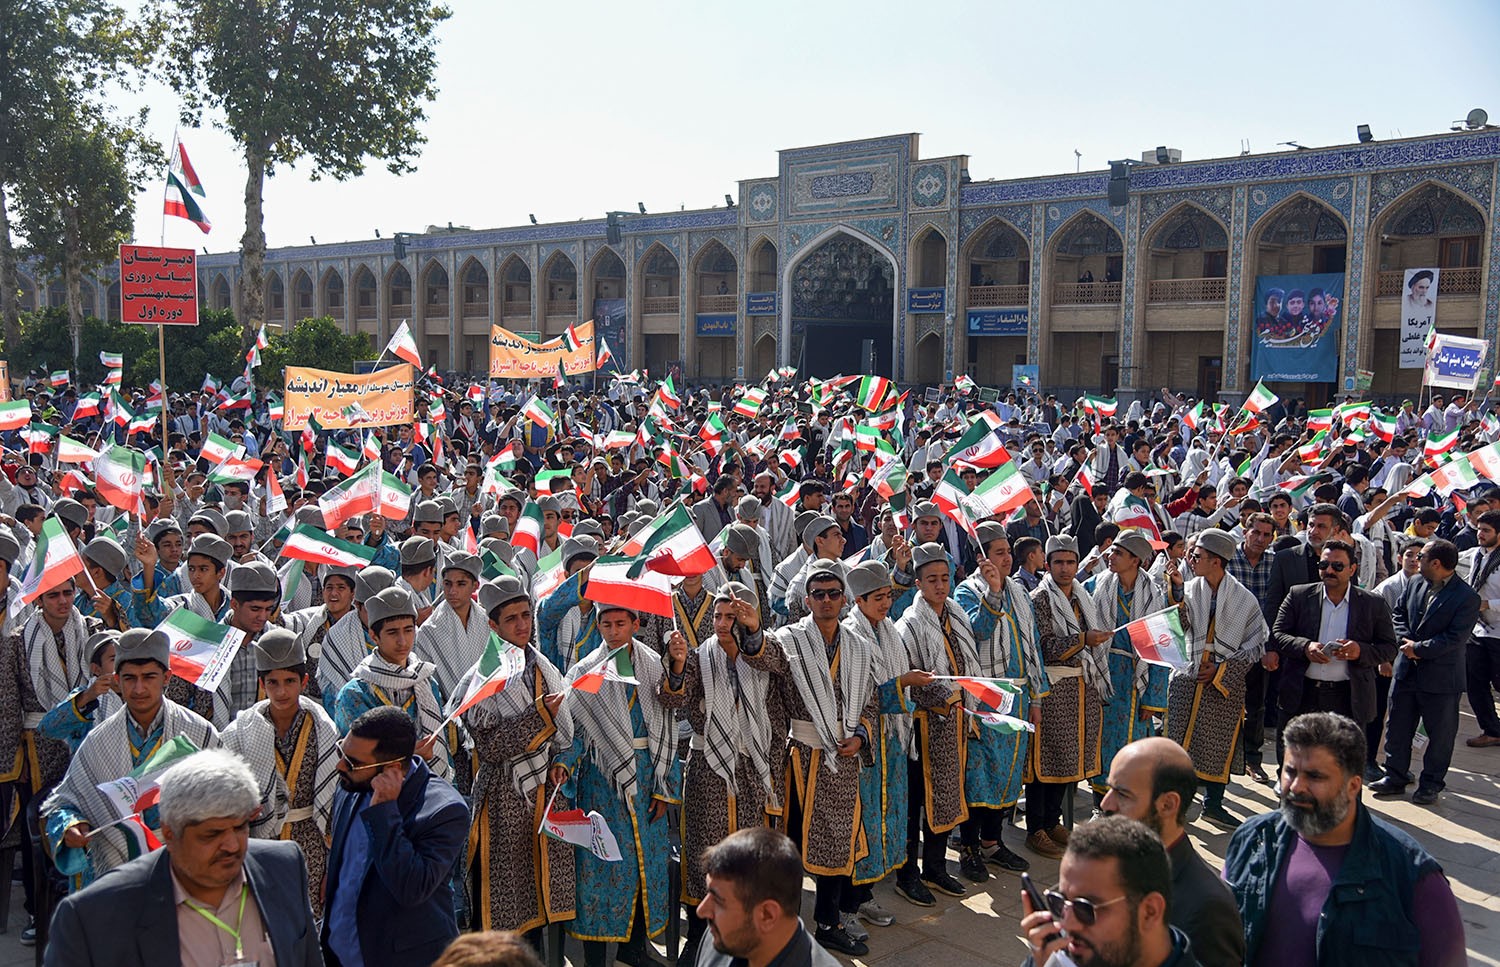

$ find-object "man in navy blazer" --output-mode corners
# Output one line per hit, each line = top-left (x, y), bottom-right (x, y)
(1370, 539), (1482, 806)
(322, 706), (470, 967)
(45, 749), (322, 967)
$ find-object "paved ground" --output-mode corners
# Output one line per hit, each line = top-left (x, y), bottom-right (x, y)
(5, 704), (1498, 966)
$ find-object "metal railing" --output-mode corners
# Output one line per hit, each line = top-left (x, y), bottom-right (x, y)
(1052, 281), (1122, 305)
(697, 294), (736, 312)
(501, 300), (530, 318)
(1146, 277), (1226, 303)
(968, 284), (1029, 307)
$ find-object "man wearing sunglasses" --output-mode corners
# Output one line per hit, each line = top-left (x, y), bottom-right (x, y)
(1020, 815), (1191, 967)
(1270, 540), (1397, 772)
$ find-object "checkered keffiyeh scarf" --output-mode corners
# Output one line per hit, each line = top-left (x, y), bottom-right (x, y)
(1182, 573), (1267, 664)
(24, 607), (89, 712)
(842, 607), (912, 750)
(698, 634), (775, 807)
(221, 698), (339, 838)
(565, 639), (675, 807)
(1091, 570), (1166, 699)
(454, 646), (572, 801)
(1037, 574), (1113, 703)
(897, 594), (983, 711)
(774, 617), (872, 769)
(958, 574), (1048, 696)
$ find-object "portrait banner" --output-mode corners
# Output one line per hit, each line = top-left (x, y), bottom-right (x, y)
(1250, 273), (1344, 382)
(283, 364), (415, 430)
(490, 320), (597, 379)
(1399, 268), (1439, 369)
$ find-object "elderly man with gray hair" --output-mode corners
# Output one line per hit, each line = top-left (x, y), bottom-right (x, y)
(44, 748), (322, 967)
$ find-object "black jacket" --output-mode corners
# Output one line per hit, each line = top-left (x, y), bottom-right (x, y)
(1392, 575), (1482, 694)
(1167, 831), (1245, 967)
(1265, 542), (1318, 627)
(695, 921), (841, 967)
(1272, 583), (1399, 723)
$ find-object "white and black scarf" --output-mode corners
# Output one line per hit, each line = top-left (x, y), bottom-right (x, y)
(773, 616), (872, 769)
(566, 639), (675, 807)
(958, 574), (1048, 694)
(896, 594), (983, 711)
(454, 644), (572, 801)
(418, 601), (494, 700)
(698, 635), (775, 806)
(1182, 573), (1267, 664)
(1090, 570), (1166, 699)
(1037, 574), (1112, 703)
(350, 651), (451, 779)
(221, 697), (339, 838)
(842, 607), (913, 751)
(24, 607), (90, 715)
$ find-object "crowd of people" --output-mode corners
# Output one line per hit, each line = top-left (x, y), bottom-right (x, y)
(0, 362), (1492, 967)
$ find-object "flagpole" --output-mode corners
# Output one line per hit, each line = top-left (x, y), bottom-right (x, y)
(157, 127), (178, 460)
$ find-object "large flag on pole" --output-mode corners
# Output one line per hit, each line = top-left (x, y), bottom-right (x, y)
(20, 518), (86, 604)
(164, 138), (211, 233)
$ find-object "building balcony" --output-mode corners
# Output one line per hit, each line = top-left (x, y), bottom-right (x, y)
(968, 284), (1030, 307)
(643, 296), (680, 314)
(1146, 277), (1226, 303)
(545, 299), (577, 316)
(1052, 281), (1122, 305)
(355, 305), (377, 320)
(461, 301), (488, 318)
(1375, 267), (1480, 297)
(424, 301), (450, 316)
(697, 294), (736, 313)
(501, 300), (531, 318)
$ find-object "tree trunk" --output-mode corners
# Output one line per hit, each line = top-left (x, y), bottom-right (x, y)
(0, 180), (20, 352)
(238, 141), (268, 355)
(63, 203), (83, 370)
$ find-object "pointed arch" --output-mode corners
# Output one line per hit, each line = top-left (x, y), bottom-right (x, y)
(106, 279), (122, 320)
(585, 246), (626, 304)
(265, 269), (286, 317)
(781, 223), (899, 376)
(748, 236), (778, 292)
(387, 262), (412, 310)
(458, 257), (488, 316)
(497, 254), (532, 321)
(1144, 201), (1230, 249)
(908, 224), (948, 289)
(1049, 209), (1124, 304)
(963, 215), (1031, 301)
(211, 272), (233, 311)
(1249, 191), (1349, 244)
(289, 268), (314, 318)
(1143, 201), (1231, 298)
(542, 251), (577, 316)
(16, 274), (37, 312)
(319, 267), (345, 315)
(419, 258), (449, 310)
(693, 239), (737, 312)
(639, 243), (680, 312)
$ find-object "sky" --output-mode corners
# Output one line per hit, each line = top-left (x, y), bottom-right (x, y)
(130, 0), (1500, 253)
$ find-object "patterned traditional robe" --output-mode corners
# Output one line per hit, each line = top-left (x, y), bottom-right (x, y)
(461, 648), (575, 933)
(1164, 573), (1267, 783)
(954, 574), (1050, 809)
(842, 609), (913, 885)
(740, 619), (877, 876)
(1085, 571), (1170, 787)
(896, 595), (978, 833)
(1030, 585), (1105, 783)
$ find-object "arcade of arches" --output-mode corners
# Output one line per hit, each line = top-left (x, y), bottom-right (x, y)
(789, 234), (894, 379)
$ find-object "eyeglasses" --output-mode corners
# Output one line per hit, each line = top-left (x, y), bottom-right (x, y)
(335, 738), (407, 773)
(808, 588), (845, 601)
(1043, 889), (1128, 926)
(1315, 561), (1347, 572)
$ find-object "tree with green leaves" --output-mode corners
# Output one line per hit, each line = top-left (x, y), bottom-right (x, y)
(159, 0), (450, 354)
(257, 315), (372, 388)
(0, 0), (153, 352)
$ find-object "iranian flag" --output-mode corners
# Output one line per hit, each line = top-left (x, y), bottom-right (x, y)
(595, 335), (615, 369)
(656, 375), (681, 410)
(325, 441), (359, 477)
(1181, 400), (1205, 432)
(1468, 441), (1500, 481)
(1370, 410), (1398, 443)
(562, 322), (586, 354)
(266, 471), (288, 516)
(963, 461), (1035, 522)
(1082, 394), (1117, 419)
(584, 555), (675, 617)
(1429, 458), (1480, 496)
(856, 375), (893, 412)
(318, 461), (381, 529)
(376, 470), (412, 521)
(200, 431), (241, 465)
(494, 440), (522, 471)
(94, 444), (147, 515)
(49, 370), (69, 388)
(1306, 408), (1334, 433)
(444, 634), (528, 723)
(281, 524), (376, 567)
(854, 423), (882, 452)
(733, 387), (766, 417)
(541, 802), (623, 862)
(620, 502), (717, 577)
(102, 368), (122, 387)
(1243, 380), (1279, 414)
(126, 411), (158, 438)
(1122, 606), (1190, 669)
(268, 397), (284, 423)
(966, 709), (1035, 734)
(362, 431), (381, 463)
(778, 448), (803, 472)
(571, 645), (641, 693)
(945, 412), (1009, 469)
(522, 394), (556, 428)
(1424, 426), (1460, 466)
(1075, 462), (1096, 496)
(19, 518), (86, 604)
(699, 413), (728, 447)
(1106, 491), (1162, 540)
(156, 610), (245, 692)
(99, 351), (123, 369)
(512, 501), (545, 556)
(0, 400), (30, 430)
(871, 455), (908, 499)
(384, 319), (423, 368)
(777, 479), (802, 508)
(780, 416), (801, 442)
(933, 468), (972, 524)
(207, 454), (261, 486)
(164, 138), (211, 233)
(22, 423), (59, 454)
(603, 430), (635, 450)
(57, 436), (99, 464)
(940, 675), (1023, 712)
(97, 735), (200, 821)
(73, 393), (102, 419)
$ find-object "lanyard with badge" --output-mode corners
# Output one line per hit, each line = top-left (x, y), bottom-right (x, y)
(188, 882), (257, 967)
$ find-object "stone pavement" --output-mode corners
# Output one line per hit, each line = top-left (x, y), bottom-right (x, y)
(6, 704), (1499, 967)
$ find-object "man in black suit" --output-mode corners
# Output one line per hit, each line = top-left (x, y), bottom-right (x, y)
(1271, 540), (1398, 767)
(1263, 503), (1345, 624)
(323, 705), (470, 967)
(1099, 737), (1245, 967)
(1370, 539), (1483, 806)
(45, 749), (322, 967)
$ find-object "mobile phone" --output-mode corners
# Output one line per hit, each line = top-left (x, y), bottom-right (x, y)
(1020, 873), (1062, 945)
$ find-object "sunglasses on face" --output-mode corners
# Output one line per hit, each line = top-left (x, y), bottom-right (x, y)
(1316, 561), (1347, 572)
(808, 588), (844, 602)
(1043, 889), (1127, 926)
(335, 738), (406, 773)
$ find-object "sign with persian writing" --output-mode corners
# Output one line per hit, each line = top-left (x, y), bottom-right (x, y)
(283, 364), (416, 430)
(119, 245), (198, 325)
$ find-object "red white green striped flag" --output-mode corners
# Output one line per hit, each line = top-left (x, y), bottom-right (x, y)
(445, 633), (527, 722)
(207, 454), (261, 486)
(656, 375), (681, 410)
(1469, 441), (1500, 481)
(1243, 381), (1279, 414)
(733, 387), (766, 417)
(512, 501), (545, 556)
(1075, 462), (1096, 496)
(318, 461), (381, 529)
(1370, 410), (1398, 443)
(325, 441), (359, 477)
(777, 479), (802, 508)
(94, 444), (147, 515)
(963, 460), (1036, 522)
(156, 611), (245, 692)
(57, 435), (99, 464)
(966, 709), (1035, 734)
(933, 468), (972, 523)
(945, 412), (1009, 469)
(200, 431), (241, 465)
(522, 394), (556, 428)
(164, 138), (211, 233)
(384, 319), (422, 368)
(280, 524), (376, 567)
(50, 370), (69, 388)
(563, 322), (585, 354)
(376, 469), (412, 521)
(619, 502), (716, 578)
(584, 554), (675, 617)
(22, 423), (58, 453)
(1121, 606), (1190, 669)
(0, 400), (29, 431)
(1082, 394), (1117, 418)
(362, 431), (381, 463)
(20, 518), (86, 604)
(571, 645), (640, 693)
(541, 802), (624, 862)
(99, 351), (123, 369)
(73, 392), (102, 418)
(856, 375), (893, 412)
(1424, 426), (1460, 466)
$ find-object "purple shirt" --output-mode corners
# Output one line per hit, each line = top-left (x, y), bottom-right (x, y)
(1252, 835), (1465, 967)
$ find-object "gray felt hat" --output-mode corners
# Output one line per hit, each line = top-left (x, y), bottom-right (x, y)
(365, 586), (417, 627)
(801, 558), (846, 589)
(846, 561), (892, 599)
(973, 521), (1007, 550)
(0, 530), (20, 569)
(114, 628), (170, 671)
(713, 580), (757, 605)
(52, 498), (89, 531)
(1112, 530), (1156, 564)
(1194, 529), (1238, 564)
(324, 565), (359, 589)
(229, 561), (279, 595)
(443, 550), (482, 582)
(536, 495), (561, 515)
(722, 523), (759, 560)
(735, 495), (762, 521)
(561, 537), (599, 568)
(188, 508), (229, 536)
(253, 627), (305, 672)
(224, 510), (254, 535)
(354, 566), (396, 605)
(399, 537), (437, 567)
(1045, 535), (1079, 558)
(911, 500), (942, 522)
(186, 533), (233, 568)
(147, 518), (183, 542)
(801, 514), (839, 550)
(82, 537), (127, 581)
(478, 576), (529, 616)
(413, 500), (444, 525)
(480, 514), (507, 536)
(912, 542), (949, 572)
(86, 629), (119, 666)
